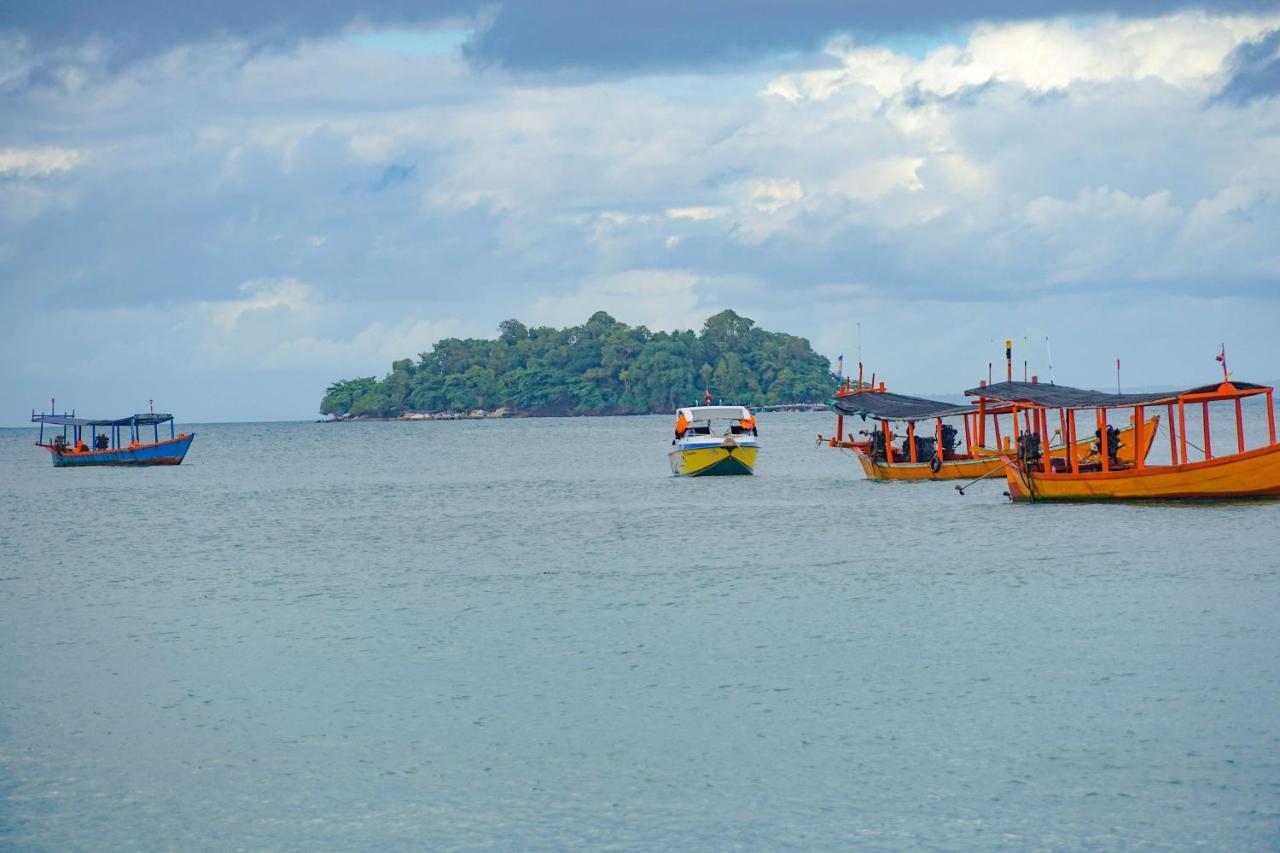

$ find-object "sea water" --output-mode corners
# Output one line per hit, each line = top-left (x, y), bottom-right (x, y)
(1, 413), (1278, 849)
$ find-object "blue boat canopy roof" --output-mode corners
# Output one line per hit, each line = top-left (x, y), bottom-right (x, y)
(32, 413), (175, 427)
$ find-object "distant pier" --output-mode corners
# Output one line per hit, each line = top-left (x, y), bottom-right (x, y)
(753, 403), (827, 412)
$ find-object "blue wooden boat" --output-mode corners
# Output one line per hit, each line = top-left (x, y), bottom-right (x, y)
(32, 403), (194, 467)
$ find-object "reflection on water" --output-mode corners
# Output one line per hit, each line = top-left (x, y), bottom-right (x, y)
(1, 412), (1278, 848)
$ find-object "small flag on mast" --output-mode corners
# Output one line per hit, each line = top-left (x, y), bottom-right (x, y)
(705, 386), (712, 405)
(1216, 344), (1230, 380)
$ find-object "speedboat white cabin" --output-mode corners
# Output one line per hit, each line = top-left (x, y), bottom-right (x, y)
(674, 406), (757, 440)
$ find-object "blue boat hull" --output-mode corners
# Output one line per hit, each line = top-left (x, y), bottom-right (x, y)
(47, 433), (195, 467)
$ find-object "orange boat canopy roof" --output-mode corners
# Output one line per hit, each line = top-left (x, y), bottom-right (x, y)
(966, 380), (1270, 409)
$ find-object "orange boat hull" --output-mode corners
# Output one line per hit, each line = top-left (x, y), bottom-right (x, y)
(1004, 442), (1280, 501)
(855, 415), (1158, 481)
(855, 453), (1003, 481)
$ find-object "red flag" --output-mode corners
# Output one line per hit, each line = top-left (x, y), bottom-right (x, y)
(704, 386), (712, 405)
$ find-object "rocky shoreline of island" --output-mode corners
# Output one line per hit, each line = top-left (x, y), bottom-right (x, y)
(320, 400), (829, 423)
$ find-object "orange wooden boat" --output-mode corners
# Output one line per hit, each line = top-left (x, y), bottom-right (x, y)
(819, 375), (1156, 482)
(967, 377), (1280, 501)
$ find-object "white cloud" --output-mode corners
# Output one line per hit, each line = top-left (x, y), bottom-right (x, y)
(524, 269), (762, 332)
(205, 278), (314, 330)
(832, 157), (925, 201)
(666, 206), (726, 221)
(1020, 187), (1182, 284)
(0, 146), (84, 177)
(767, 12), (1280, 105)
(747, 179), (804, 212)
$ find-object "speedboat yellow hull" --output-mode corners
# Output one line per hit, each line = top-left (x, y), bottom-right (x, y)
(669, 444), (758, 476)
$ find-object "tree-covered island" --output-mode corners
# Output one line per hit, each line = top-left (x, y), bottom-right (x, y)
(320, 309), (836, 418)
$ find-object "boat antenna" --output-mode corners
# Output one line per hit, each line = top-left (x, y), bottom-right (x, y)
(1005, 339), (1012, 382)
(856, 321), (863, 389)
(1116, 358), (1121, 394)
(1045, 336), (1054, 384)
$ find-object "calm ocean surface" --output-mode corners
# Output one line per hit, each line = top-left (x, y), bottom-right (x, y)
(1, 412), (1278, 849)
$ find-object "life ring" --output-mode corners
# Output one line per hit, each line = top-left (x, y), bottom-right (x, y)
(929, 455), (942, 474)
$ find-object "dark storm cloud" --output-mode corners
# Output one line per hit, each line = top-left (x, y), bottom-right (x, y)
(465, 0), (1280, 72)
(5, 0), (1278, 71)
(1213, 29), (1280, 105)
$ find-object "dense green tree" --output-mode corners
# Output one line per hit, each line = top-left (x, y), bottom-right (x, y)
(320, 377), (380, 416)
(320, 311), (835, 417)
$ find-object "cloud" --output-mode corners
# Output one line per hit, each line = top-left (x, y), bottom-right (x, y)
(2, 278), (468, 380)
(0, 146), (84, 176)
(666, 206), (727, 221)
(3, 11), (1277, 312)
(0, 1), (480, 68)
(3, 9), (1280, 421)
(524, 269), (763, 332)
(206, 278), (314, 331)
(463, 1), (1280, 74)
(1213, 28), (1280, 104)
(765, 12), (1280, 103)
(7, 1), (1279, 76)
(371, 162), (415, 190)
(749, 288), (1280, 397)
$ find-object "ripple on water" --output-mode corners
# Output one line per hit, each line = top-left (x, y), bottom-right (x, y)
(0, 413), (1278, 848)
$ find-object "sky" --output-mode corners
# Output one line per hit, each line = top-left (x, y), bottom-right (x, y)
(2, 1), (1280, 423)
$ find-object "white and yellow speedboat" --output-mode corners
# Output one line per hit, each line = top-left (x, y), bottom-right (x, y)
(668, 406), (759, 476)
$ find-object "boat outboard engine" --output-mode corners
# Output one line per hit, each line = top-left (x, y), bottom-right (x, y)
(1093, 425), (1122, 465)
(868, 429), (887, 461)
(94, 433), (109, 450)
(940, 424), (958, 455)
(901, 435), (937, 461)
(1017, 432), (1042, 466)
